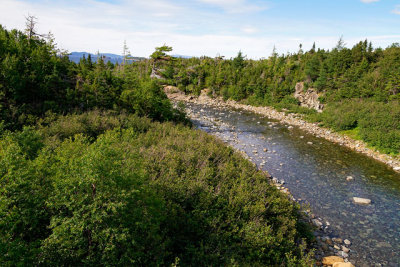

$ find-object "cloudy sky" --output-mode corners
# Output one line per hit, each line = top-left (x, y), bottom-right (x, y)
(0, 0), (399, 58)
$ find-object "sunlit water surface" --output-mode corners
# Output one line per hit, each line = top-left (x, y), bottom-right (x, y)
(182, 102), (400, 267)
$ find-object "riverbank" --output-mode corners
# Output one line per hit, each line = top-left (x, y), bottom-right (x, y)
(182, 99), (363, 266)
(165, 86), (400, 174)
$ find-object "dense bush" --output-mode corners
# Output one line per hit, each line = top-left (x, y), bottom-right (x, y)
(0, 113), (313, 266)
(308, 100), (400, 154)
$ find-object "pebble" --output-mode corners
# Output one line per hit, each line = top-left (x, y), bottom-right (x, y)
(344, 239), (351, 246)
(337, 251), (349, 258)
(342, 246), (350, 253)
(332, 238), (343, 244)
(312, 219), (323, 228)
(346, 176), (354, 181)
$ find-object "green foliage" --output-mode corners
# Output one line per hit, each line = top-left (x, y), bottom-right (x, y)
(0, 112), (313, 266)
(0, 25), (73, 129)
(120, 80), (176, 122)
(150, 44), (173, 61)
(308, 100), (400, 154)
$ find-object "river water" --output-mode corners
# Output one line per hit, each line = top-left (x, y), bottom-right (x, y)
(182, 101), (400, 267)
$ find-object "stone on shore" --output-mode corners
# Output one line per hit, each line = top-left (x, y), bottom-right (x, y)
(332, 263), (355, 267)
(312, 219), (323, 228)
(322, 256), (344, 266)
(346, 176), (353, 181)
(344, 239), (351, 246)
(341, 246), (350, 253)
(353, 197), (371, 205)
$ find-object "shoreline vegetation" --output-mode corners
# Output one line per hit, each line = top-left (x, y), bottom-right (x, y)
(1, 24), (316, 265)
(165, 87), (400, 173)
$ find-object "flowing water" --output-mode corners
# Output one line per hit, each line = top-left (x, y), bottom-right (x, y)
(182, 101), (400, 267)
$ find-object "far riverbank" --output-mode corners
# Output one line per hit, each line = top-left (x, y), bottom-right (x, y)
(165, 86), (400, 174)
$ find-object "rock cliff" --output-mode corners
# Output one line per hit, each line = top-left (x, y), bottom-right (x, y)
(294, 82), (324, 112)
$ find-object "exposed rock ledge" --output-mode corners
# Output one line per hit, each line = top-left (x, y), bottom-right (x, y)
(165, 86), (400, 173)
(294, 82), (324, 112)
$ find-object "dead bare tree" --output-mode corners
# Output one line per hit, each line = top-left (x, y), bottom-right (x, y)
(25, 14), (38, 40)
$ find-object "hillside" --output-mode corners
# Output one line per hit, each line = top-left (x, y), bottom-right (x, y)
(68, 52), (146, 64)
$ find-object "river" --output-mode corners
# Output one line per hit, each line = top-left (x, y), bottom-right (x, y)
(181, 101), (400, 267)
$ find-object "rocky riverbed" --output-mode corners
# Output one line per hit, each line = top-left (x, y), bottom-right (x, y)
(167, 87), (400, 266)
(165, 86), (400, 174)
(181, 101), (356, 266)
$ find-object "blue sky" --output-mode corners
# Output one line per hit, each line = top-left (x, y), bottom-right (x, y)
(1, 0), (399, 58)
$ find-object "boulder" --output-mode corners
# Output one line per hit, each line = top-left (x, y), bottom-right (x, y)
(332, 263), (355, 267)
(353, 197), (371, 205)
(294, 82), (324, 112)
(322, 256), (344, 266)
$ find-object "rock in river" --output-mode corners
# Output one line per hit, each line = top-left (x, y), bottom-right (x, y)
(353, 197), (371, 205)
(322, 256), (344, 265)
(333, 263), (355, 267)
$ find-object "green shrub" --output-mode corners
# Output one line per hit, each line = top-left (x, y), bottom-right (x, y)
(0, 113), (313, 266)
(308, 99), (400, 154)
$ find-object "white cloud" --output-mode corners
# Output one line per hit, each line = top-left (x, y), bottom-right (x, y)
(197, 0), (268, 13)
(360, 0), (380, 3)
(241, 26), (258, 34)
(392, 5), (400, 15)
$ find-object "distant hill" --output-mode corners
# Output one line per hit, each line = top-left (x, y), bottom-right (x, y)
(69, 52), (146, 64)
(172, 54), (193, 59)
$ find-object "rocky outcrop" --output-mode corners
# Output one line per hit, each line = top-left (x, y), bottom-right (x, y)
(150, 67), (164, 80)
(294, 82), (324, 112)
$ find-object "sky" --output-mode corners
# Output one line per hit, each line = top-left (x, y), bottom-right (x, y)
(0, 0), (399, 58)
